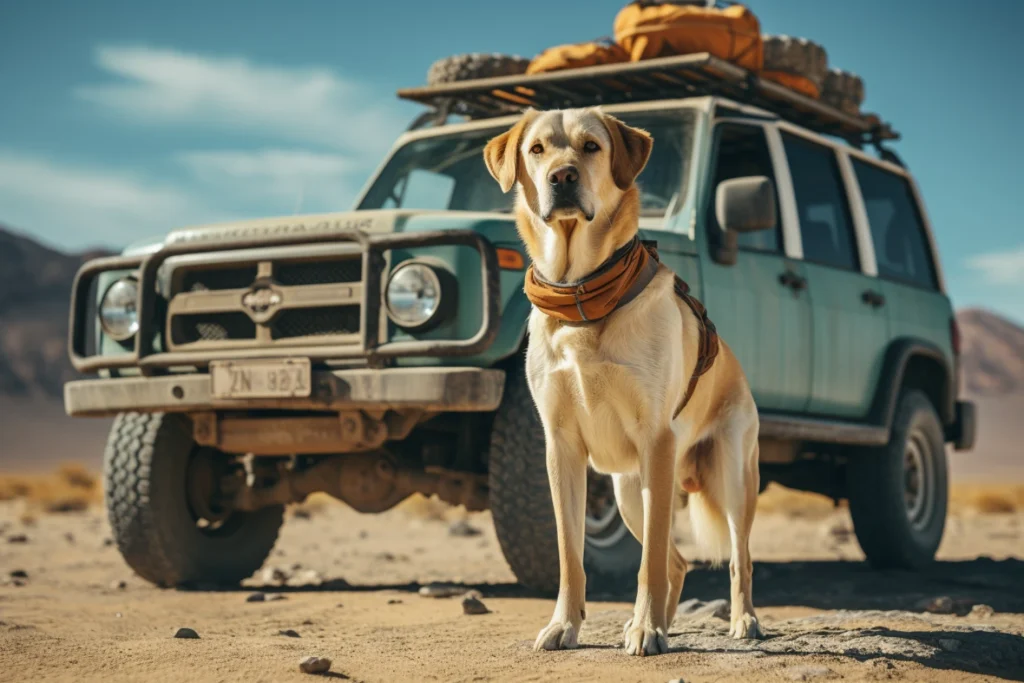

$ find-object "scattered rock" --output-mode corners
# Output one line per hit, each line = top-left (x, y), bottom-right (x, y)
(173, 627), (200, 639)
(64, 532), (75, 544)
(419, 582), (468, 598)
(938, 638), (961, 652)
(448, 519), (482, 537)
(11, 579), (26, 587)
(335, 603), (344, 608)
(969, 604), (995, 618)
(917, 596), (954, 614)
(9, 569), (28, 579)
(376, 552), (397, 562)
(358, 530), (369, 540)
(302, 619), (314, 625)
(786, 665), (832, 681)
(387, 598), (403, 605)
(101, 538), (114, 547)
(278, 629), (301, 638)
(261, 567), (289, 586)
(462, 595), (490, 615)
(246, 592), (267, 603)
(299, 656), (332, 674)
(7, 534), (28, 544)
(676, 598), (730, 620)
(110, 580), (127, 590)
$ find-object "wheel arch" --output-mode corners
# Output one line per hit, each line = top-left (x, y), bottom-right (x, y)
(869, 339), (955, 429)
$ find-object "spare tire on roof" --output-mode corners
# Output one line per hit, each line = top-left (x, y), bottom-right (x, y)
(426, 53), (530, 86)
(821, 68), (865, 116)
(761, 35), (827, 99)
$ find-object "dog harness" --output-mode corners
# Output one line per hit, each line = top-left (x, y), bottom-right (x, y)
(524, 236), (719, 416)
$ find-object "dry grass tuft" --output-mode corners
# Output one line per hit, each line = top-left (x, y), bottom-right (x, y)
(950, 484), (1024, 515)
(0, 463), (103, 513)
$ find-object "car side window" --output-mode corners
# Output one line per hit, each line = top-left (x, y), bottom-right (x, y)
(709, 123), (782, 253)
(782, 132), (859, 271)
(853, 160), (938, 289)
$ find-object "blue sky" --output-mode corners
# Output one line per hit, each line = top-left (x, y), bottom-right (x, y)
(1, 0), (1022, 322)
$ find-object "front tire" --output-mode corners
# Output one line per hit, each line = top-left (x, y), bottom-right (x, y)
(488, 363), (641, 594)
(104, 412), (283, 587)
(847, 391), (948, 570)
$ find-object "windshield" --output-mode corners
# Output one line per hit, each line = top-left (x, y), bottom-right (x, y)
(358, 109), (697, 216)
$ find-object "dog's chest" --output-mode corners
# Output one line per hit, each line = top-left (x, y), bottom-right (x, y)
(529, 323), (652, 473)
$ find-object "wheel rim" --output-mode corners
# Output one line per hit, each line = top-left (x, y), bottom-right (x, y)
(903, 426), (934, 531)
(585, 469), (629, 549)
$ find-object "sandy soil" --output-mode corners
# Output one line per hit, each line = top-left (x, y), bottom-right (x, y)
(1, 492), (1023, 683)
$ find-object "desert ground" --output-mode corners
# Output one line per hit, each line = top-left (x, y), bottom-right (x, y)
(1, 470), (1022, 683)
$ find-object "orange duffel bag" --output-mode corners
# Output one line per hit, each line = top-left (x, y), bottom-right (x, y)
(527, 38), (629, 75)
(613, 1), (763, 73)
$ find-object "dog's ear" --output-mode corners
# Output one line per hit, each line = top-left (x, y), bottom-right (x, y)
(484, 109), (538, 193)
(603, 113), (653, 190)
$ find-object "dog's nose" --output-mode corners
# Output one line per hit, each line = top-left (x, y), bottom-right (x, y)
(548, 165), (579, 186)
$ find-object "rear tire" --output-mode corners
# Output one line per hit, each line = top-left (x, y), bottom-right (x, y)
(821, 68), (865, 116)
(847, 391), (947, 570)
(488, 362), (641, 594)
(426, 53), (529, 85)
(104, 412), (283, 587)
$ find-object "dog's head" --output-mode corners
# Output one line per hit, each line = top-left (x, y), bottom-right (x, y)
(484, 108), (652, 247)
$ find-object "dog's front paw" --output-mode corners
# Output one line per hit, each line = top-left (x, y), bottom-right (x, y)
(729, 613), (764, 640)
(623, 621), (668, 656)
(534, 621), (580, 651)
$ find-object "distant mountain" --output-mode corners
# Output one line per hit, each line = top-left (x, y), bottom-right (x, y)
(0, 226), (112, 398)
(958, 308), (1024, 395)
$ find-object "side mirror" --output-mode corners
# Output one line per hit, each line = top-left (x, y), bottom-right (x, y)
(712, 176), (777, 265)
(715, 176), (777, 234)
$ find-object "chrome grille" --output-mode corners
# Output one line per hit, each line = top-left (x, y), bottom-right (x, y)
(166, 255), (364, 349)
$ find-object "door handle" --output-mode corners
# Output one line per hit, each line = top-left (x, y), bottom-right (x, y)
(778, 271), (807, 291)
(861, 289), (886, 308)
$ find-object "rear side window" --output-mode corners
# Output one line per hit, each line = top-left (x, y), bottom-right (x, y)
(782, 133), (859, 271)
(710, 123), (782, 253)
(853, 160), (937, 289)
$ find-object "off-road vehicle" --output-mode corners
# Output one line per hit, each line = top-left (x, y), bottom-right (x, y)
(65, 53), (975, 590)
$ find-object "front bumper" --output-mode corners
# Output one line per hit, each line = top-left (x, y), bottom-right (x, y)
(949, 400), (976, 451)
(65, 367), (506, 417)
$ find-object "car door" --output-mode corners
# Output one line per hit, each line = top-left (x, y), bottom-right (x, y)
(700, 121), (813, 413)
(777, 127), (890, 419)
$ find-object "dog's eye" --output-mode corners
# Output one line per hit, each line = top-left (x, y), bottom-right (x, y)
(530, 143), (544, 155)
(583, 140), (600, 153)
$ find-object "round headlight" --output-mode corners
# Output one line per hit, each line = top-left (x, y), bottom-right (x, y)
(385, 262), (442, 328)
(99, 278), (140, 341)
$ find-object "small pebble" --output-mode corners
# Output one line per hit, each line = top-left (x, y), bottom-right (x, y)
(173, 627), (200, 639)
(7, 534), (28, 544)
(448, 519), (482, 537)
(358, 530), (368, 540)
(302, 619), (314, 625)
(387, 598), (403, 605)
(299, 656), (332, 674)
(102, 538), (114, 547)
(969, 604), (995, 618)
(10, 569), (28, 579)
(246, 592), (267, 603)
(64, 532), (75, 544)
(111, 580), (127, 590)
(11, 579), (26, 587)
(462, 596), (490, 615)
(278, 629), (301, 638)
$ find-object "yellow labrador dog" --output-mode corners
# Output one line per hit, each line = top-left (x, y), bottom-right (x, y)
(484, 108), (763, 656)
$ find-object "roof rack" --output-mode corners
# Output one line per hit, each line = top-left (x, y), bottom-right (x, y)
(397, 52), (898, 147)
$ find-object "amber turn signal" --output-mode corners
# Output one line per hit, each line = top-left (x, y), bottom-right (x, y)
(496, 248), (525, 270)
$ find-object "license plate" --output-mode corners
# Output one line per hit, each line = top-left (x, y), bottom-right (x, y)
(210, 359), (312, 399)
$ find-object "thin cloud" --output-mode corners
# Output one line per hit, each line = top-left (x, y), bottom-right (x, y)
(177, 148), (360, 213)
(0, 152), (225, 250)
(967, 246), (1024, 285)
(76, 45), (407, 156)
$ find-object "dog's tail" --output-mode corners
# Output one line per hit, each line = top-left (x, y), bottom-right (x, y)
(687, 492), (731, 566)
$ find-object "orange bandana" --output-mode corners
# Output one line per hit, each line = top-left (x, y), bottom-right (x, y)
(524, 237), (719, 414)
(523, 237), (659, 323)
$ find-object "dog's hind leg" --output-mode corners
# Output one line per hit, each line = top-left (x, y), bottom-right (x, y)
(718, 423), (763, 640)
(613, 473), (688, 632)
(534, 429), (589, 651)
